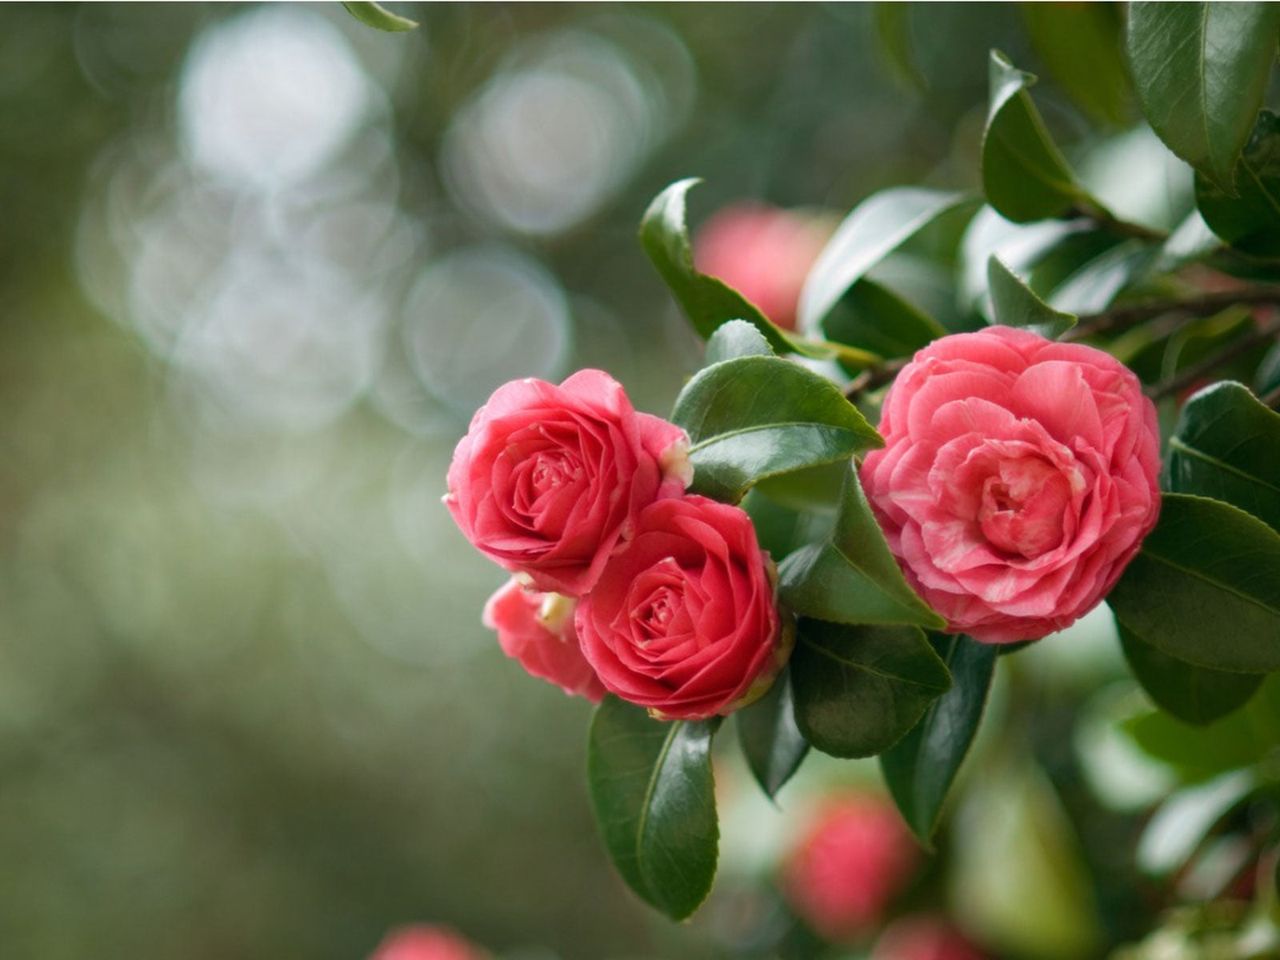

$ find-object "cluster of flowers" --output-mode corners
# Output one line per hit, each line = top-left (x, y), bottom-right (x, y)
(444, 370), (788, 720)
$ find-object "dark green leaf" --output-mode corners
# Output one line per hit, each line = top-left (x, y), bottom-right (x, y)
(704, 319), (774, 365)
(982, 50), (1100, 223)
(1021, 2), (1131, 126)
(671, 356), (882, 503)
(587, 698), (720, 921)
(1127, 2), (1280, 192)
(737, 666), (809, 799)
(798, 188), (976, 331)
(1047, 238), (1156, 314)
(872, 2), (926, 92)
(1197, 111), (1280, 257)
(1118, 620), (1262, 726)
(640, 180), (879, 366)
(790, 619), (952, 759)
(987, 256), (1077, 338)
(1167, 381), (1280, 534)
(821, 279), (946, 359)
(1255, 341), (1280, 398)
(341, 1), (418, 32)
(778, 467), (946, 630)
(1108, 493), (1280, 673)
(880, 634), (997, 844)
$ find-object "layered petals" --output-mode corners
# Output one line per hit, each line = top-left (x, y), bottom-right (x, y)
(861, 326), (1160, 644)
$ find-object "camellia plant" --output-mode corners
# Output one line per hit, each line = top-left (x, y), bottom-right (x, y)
(444, 1), (1280, 937)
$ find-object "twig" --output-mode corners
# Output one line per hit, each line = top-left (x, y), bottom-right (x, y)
(1067, 203), (1168, 243)
(843, 357), (907, 399)
(1145, 313), (1280, 402)
(1064, 287), (1280, 342)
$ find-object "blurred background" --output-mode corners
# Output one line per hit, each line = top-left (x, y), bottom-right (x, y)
(0, 4), (1228, 959)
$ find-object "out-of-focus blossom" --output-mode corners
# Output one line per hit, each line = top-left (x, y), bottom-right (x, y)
(782, 793), (919, 942)
(369, 925), (488, 960)
(872, 916), (988, 960)
(693, 203), (832, 331)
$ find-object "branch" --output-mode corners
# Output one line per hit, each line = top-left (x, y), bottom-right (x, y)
(1145, 313), (1280, 402)
(1067, 203), (1168, 243)
(1064, 286), (1280, 342)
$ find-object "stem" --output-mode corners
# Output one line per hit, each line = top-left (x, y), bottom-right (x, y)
(843, 357), (906, 399)
(1068, 203), (1168, 243)
(1145, 314), (1280, 402)
(1064, 286), (1280, 342)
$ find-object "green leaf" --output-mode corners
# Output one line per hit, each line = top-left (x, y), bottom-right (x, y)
(704, 319), (774, 365)
(1127, 2), (1280, 192)
(736, 666), (809, 799)
(1118, 619), (1262, 726)
(821, 279), (946, 359)
(1047, 238), (1156, 314)
(341, 1), (418, 32)
(1197, 110), (1280, 257)
(1137, 771), (1256, 876)
(986, 256), (1078, 338)
(1122, 673), (1280, 780)
(880, 634), (997, 844)
(671, 356), (882, 503)
(790, 619), (952, 759)
(587, 698), (720, 921)
(1108, 493), (1280, 674)
(1167, 381), (1280, 534)
(640, 180), (880, 367)
(797, 188), (976, 331)
(778, 467), (946, 630)
(982, 50), (1100, 223)
(1021, 2), (1131, 127)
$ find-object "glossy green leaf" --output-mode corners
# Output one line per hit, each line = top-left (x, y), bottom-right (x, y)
(986, 256), (1077, 339)
(704, 319), (774, 365)
(1118, 620), (1262, 726)
(790, 619), (951, 759)
(640, 180), (880, 366)
(1127, 2), (1280, 192)
(1021, 2), (1130, 126)
(778, 467), (946, 629)
(341, 1), (418, 32)
(587, 698), (720, 921)
(1197, 110), (1280, 257)
(671, 356), (882, 503)
(880, 633), (997, 844)
(1167, 381), (1280, 534)
(1108, 494), (1280, 674)
(1047, 238), (1156, 314)
(982, 50), (1099, 223)
(797, 188), (976, 331)
(736, 666), (809, 799)
(821, 279), (946, 359)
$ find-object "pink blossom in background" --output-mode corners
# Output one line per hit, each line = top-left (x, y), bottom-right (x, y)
(861, 326), (1161, 644)
(483, 578), (605, 701)
(368, 925), (487, 960)
(782, 793), (919, 942)
(872, 916), (988, 960)
(576, 495), (785, 720)
(445, 370), (690, 597)
(693, 203), (832, 332)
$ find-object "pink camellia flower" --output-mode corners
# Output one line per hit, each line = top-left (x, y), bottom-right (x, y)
(861, 326), (1161, 644)
(783, 793), (919, 942)
(445, 370), (690, 597)
(575, 495), (787, 721)
(694, 203), (832, 331)
(483, 577), (605, 701)
(368, 925), (487, 960)
(872, 916), (988, 960)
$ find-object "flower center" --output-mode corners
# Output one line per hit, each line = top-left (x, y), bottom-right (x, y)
(530, 451), (579, 494)
(976, 454), (1072, 559)
(635, 585), (682, 642)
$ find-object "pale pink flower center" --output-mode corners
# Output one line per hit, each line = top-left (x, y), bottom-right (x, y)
(974, 453), (1073, 559)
